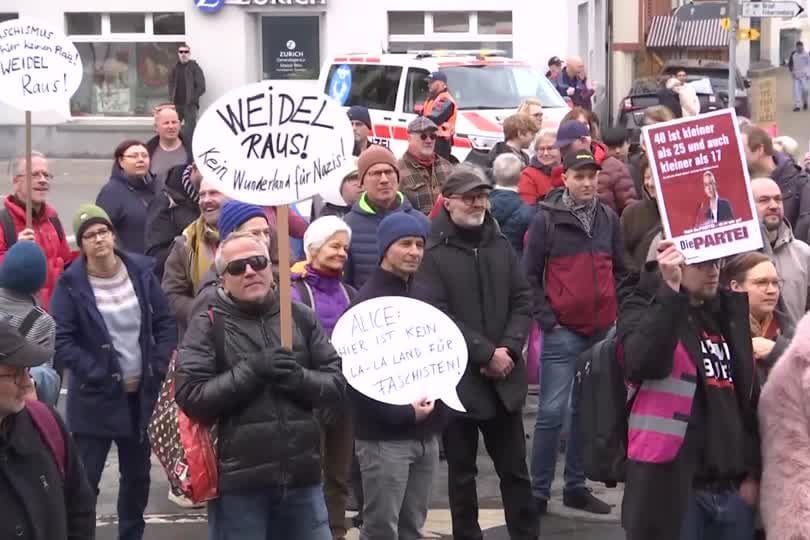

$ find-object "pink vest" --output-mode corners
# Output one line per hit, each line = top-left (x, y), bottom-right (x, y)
(627, 342), (697, 463)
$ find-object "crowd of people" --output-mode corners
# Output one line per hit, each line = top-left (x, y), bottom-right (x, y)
(3, 47), (810, 540)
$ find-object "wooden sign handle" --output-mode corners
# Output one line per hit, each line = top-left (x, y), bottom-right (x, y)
(276, 204), (293, 349)
(24, 110), (32, 230)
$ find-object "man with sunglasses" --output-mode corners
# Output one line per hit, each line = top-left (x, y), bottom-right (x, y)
(176, 231), (345, 540)
(0, 320), (95, 540)
(168, 43), (206, 142)
(0, 151), (73, 310)
(418, 165), (539, 540)
(619, 241), (760, 540)
(398, 116), (454, 215)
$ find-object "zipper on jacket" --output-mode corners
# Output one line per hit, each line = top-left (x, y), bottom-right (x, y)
(258, 313), (290, 487)
(472, 248), (489, 334)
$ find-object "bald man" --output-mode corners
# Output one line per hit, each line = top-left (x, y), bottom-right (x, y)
(752, 176), (810, 322)
(556, 56), (595, 111)
(146, 106), (192, 186)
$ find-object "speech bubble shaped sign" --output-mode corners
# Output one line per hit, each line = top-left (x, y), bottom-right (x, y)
(192, 81), (354, 206)
(0, 18), (82, 112)
(332, 296), (468, 412)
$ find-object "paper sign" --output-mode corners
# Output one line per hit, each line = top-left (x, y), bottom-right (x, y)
(331, 296), (468, 413)
(750, 77), (776, 125)
(642, 109), (762, 263)
(192, 81), (354, 206)
(0, 18), (82, 114)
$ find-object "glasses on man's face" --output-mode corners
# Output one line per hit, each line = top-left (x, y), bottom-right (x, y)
(450, 192), (489, 206)
(82, 228), (111, 242)
(225, 255), (270, 276)
(15, 171), (53, 181)
(537, 145), (556, 155)
(0, 368), (30, 386)
(748, 277), (783, 291)
(419, 132), (438, 141)
(178, 50), (190, 55)
(367, 168), (397, 181)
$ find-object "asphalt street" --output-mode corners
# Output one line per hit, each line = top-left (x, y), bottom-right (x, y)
(11, 66), (809, 539)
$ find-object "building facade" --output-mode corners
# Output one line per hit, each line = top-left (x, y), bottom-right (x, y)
(0, 0), (573, 158)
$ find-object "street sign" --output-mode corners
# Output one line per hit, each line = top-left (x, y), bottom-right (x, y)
(720, 17), (731, 30)
(737, 28), (761, 40)
(741, 1), (804, 18)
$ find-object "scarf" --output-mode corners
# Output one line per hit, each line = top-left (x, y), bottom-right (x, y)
(180, 164), (199, 204)
(562, 190), (598, 234)
(750, 312), (774, 338)
(529, 156), (556, 176)
(409, 151), (436, 168)
(184, 218), (220, 291)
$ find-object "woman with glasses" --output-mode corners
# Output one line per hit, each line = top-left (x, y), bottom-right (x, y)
(51, 204), (176, 540)
(721, 252), (794, 382)
(96, 139), (160, 254)
(518, 129), (563, 205)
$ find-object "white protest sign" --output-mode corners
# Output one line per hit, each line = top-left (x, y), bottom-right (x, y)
(0, 18), (82, 115)
(332, 296), (468, 413)
(193, 81), (354, 206)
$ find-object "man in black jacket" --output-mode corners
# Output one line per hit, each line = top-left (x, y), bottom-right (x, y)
(350, 212), (446, 539)
(169, 43), (206, 142)
(418, 165), (539, 540)
(145, 162), (201, 278)
(175, 231), (345, 540)
(618, 241), (760, 540)
(0, 321), (95, 540)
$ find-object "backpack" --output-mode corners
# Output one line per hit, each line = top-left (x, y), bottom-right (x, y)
(148, 308), (224, 503)
(0, 207), (66, 248)
(573, 326), (632, 487)
(26, 399), (67, 480)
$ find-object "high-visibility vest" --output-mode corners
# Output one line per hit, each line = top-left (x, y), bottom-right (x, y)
(422, 91), (457, 139)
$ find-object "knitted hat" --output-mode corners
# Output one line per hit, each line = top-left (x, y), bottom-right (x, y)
(218, 200), (267, 240)
(347, 105), (372, 130)
(73, 203), (113, 242)
(377, 213), (427, 262)
(0, 241), (47, 295)
(303, 216), (352, 259)
(357, 146), (399, 185)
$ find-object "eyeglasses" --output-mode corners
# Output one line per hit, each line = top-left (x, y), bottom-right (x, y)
(449, 192), (489, 206)
(419, 132), (438, 141)
(82, 228), (111, 241)
(366, 168), (397, 180)
(537, 145), (557, 154)
(0, 368), (30, 386)
(178, 50), (190, 54)
(748, 278), (783, 290)
(15, 171), (53, 180)
(122, 153), (149, 160)
(225, 255), (269, 276)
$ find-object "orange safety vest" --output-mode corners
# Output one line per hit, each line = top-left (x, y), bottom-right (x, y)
(422, 90), (457, 139)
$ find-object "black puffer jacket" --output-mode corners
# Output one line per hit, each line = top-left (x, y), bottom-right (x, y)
(771, 153), (810, 243)
(417, 208), (532, 420)
(175, 290), (345, 493)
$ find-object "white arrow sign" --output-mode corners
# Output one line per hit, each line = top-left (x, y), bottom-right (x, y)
(741, 1), (804, 18)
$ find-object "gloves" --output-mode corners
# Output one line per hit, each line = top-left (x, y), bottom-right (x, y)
(267, 349), (305, 392)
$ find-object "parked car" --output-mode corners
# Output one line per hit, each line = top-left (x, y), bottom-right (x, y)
(660, 60), (750, 117)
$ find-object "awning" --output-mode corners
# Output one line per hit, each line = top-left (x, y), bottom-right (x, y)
(646, 16), (729, 48)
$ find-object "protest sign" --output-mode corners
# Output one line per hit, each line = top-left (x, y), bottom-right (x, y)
(0, 18), (82, 115)
(332, 296), (468, 413)
(642, 109), (762, 263)
(192, 81), (354, 207)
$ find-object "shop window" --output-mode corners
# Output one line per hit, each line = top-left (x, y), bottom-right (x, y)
(477, 12), (512, 35)
(323, 64), (402, 112)
(261, 16), (320, 80)
(0, 13), (18, 23)
(67, 13), (185, 117)
(432, 12), (470, 33)
(388, 12), (425, 35)
(403, 68), (430, 113)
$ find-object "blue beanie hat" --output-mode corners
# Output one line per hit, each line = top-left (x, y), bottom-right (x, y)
(347, 105), (372, 130)
(218, 200), (267, 240)
(377, 213), (427, 262)
(0, 241), (47, 295)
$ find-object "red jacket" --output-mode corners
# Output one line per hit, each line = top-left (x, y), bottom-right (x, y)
(597, 155), (639, 215)
(518, 162), (564, 205)
(0, 197), (74, 310)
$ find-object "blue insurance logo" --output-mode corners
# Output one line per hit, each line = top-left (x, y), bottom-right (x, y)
(328, 64), (352, 106)
(194, 0), (225, 14)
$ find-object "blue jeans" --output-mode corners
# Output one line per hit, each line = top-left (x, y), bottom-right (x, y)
(207, 485), (332, 540)
(794, 77), (810, 108)
(530, 326), (604, 499)
(679, 489), (755, 540)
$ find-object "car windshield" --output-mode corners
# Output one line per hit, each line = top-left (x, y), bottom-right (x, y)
(442, 65), (567, 110)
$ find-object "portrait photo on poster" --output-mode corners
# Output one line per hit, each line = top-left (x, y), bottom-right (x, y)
(642, 109), (762, 263)
(192, 81), (354, 206)
(331, 296), (469, 413)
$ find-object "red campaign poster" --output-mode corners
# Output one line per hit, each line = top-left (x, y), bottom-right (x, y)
(642, 109), (762, 264)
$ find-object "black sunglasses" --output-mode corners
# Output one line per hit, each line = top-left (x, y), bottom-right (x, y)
(420, 132), (437, 141)
(178, 49), (190, 54)
(225, 255), (269, 276)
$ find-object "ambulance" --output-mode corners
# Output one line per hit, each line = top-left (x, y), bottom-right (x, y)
(318, 50), (570, 163)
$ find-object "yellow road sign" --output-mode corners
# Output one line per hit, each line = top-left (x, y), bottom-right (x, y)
(720, 17), (731, 30)
(737, 28), (761, 41)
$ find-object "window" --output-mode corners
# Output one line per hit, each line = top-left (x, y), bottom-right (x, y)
(0, 13), (18, 23)
(323, 64), (402, 111)
(477, 12), (512, 35)
(432, 12), (469, 33)
(66, 13), (185, 117)
(388, 12), (424, 35)
(403, 68), (430, 113)
(441, 65), (567, 110)
(262, 16), (320, 80)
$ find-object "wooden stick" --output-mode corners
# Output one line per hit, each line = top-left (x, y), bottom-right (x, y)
(24, 110), (32, 230)
(276, 204), (293, 349)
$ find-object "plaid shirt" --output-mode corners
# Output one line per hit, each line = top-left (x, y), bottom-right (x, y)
(397, 152), (455, 214)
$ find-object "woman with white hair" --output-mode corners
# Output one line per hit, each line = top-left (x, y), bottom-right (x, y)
(290, 215), (356, 540)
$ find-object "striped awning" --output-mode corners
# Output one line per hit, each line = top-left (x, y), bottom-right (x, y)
(646, 16), (729, 49)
